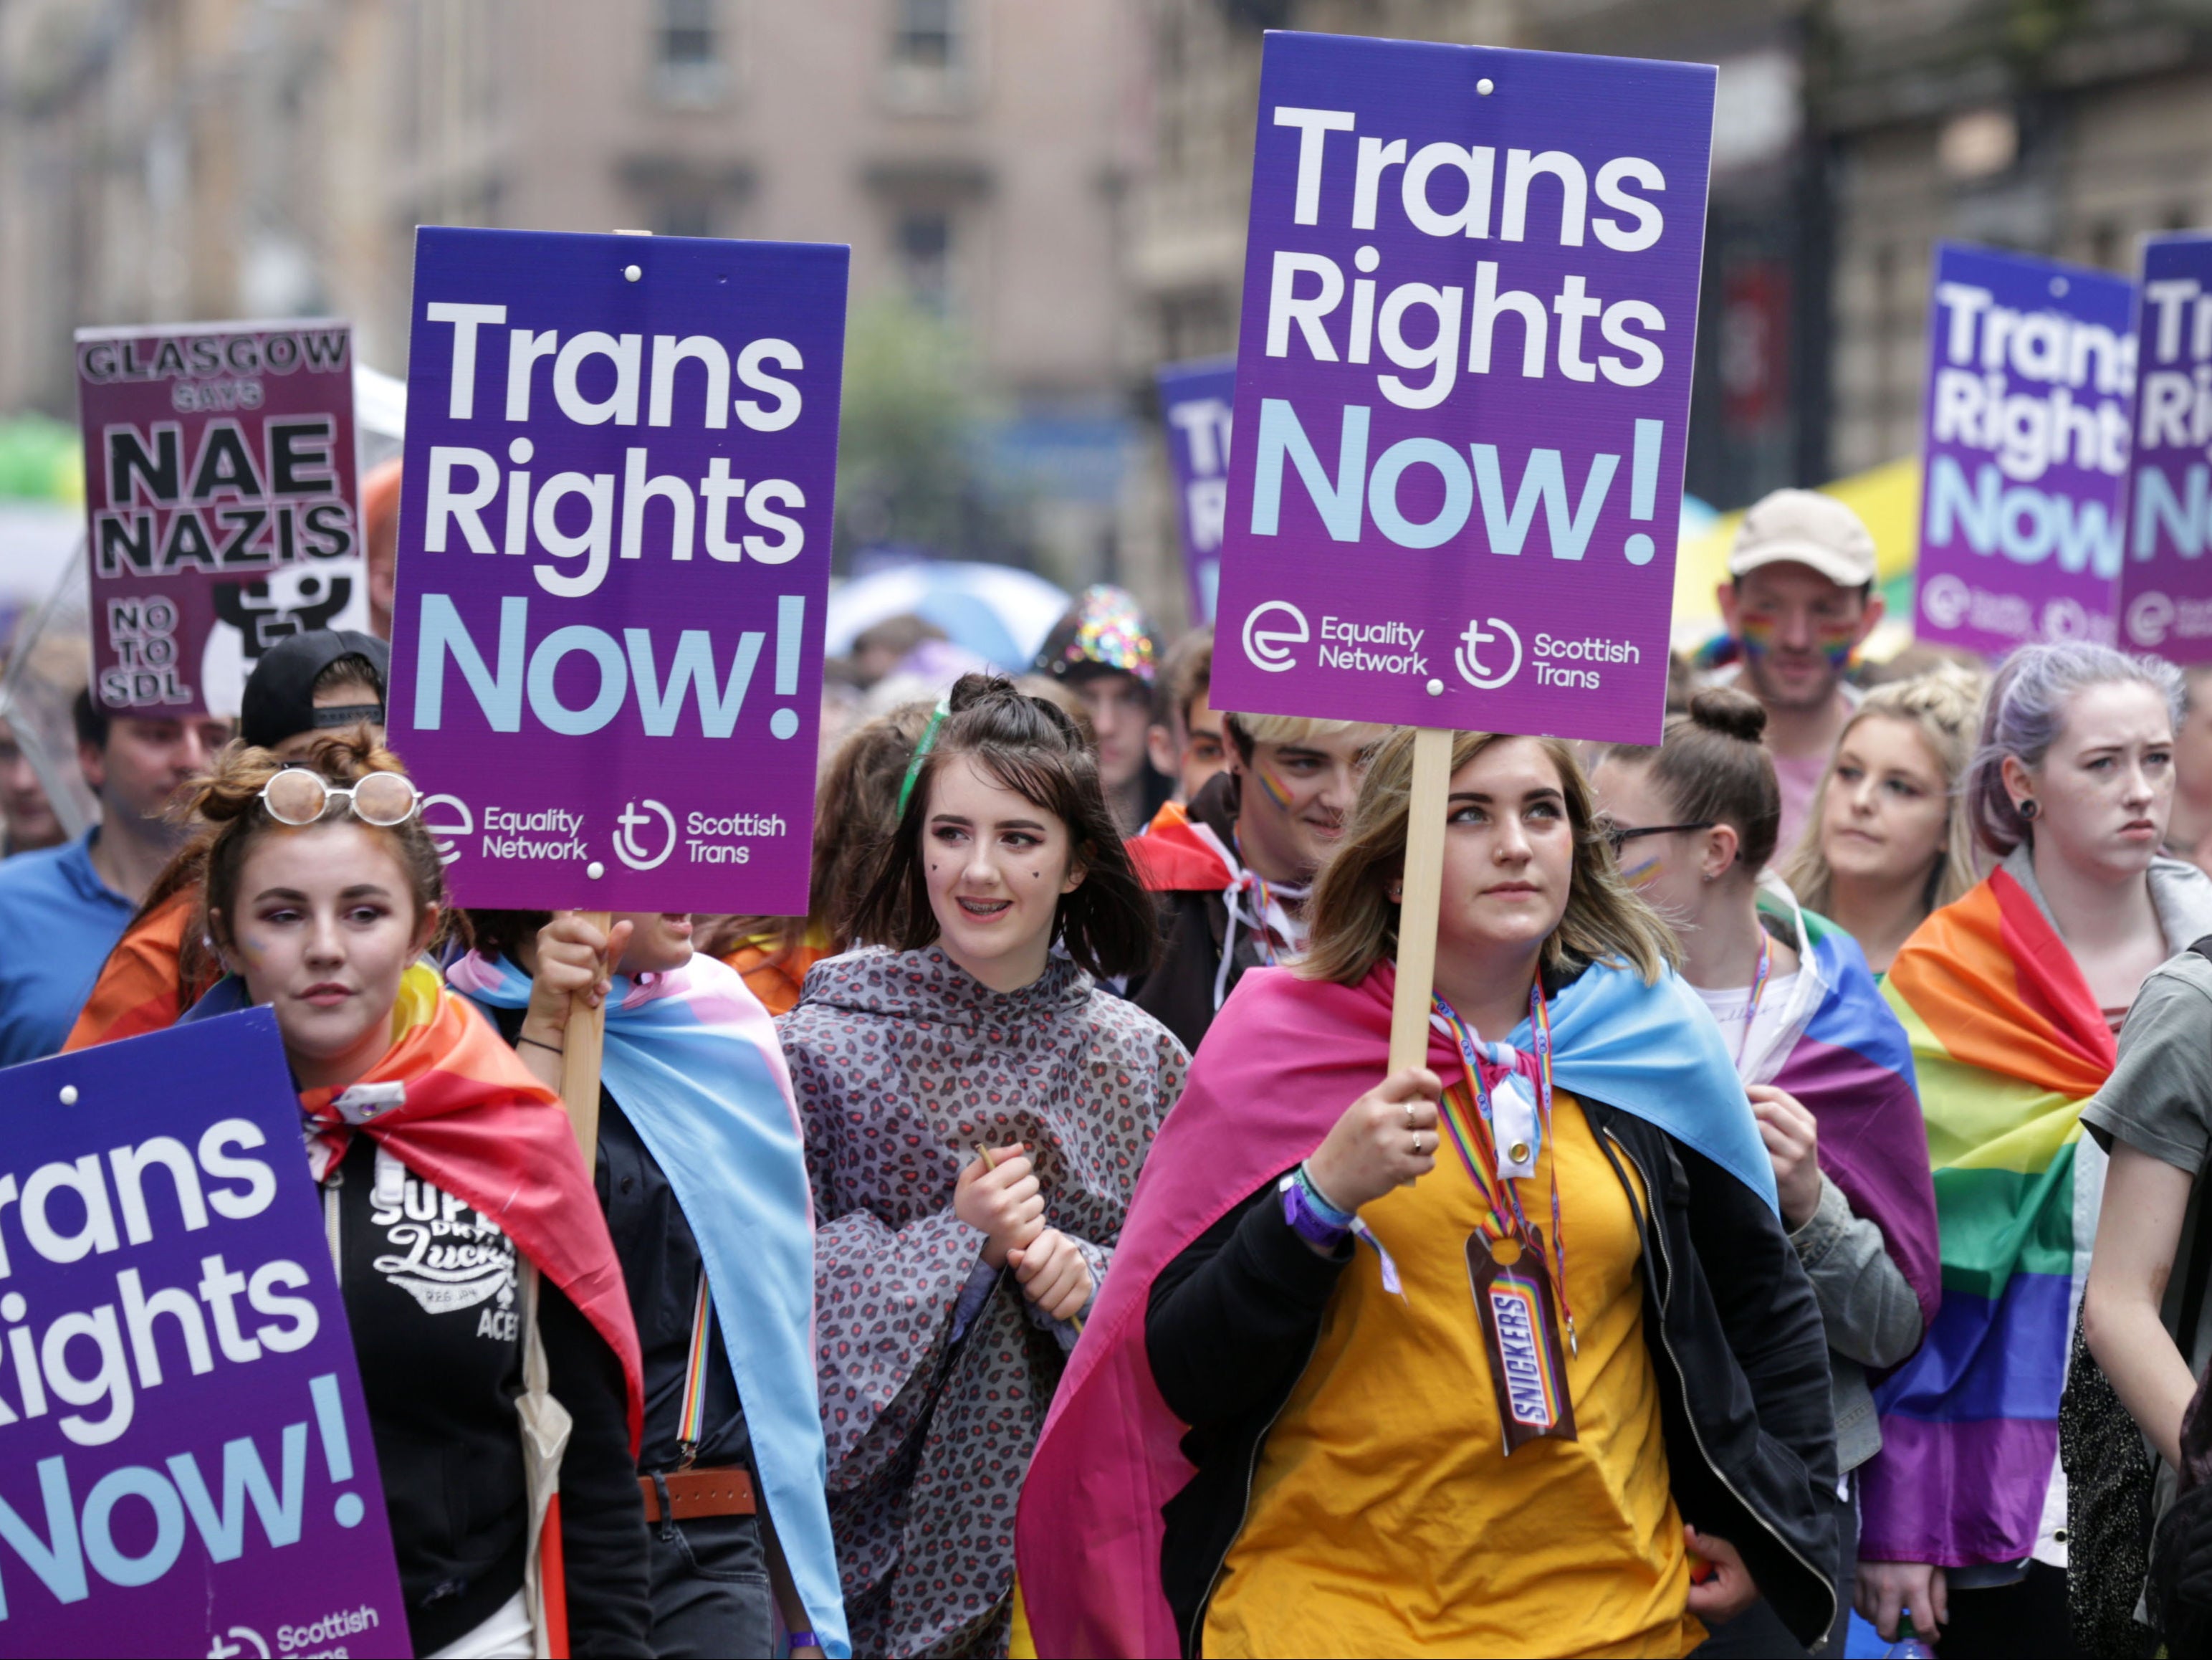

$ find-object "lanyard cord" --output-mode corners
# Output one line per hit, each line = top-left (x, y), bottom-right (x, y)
(1733, 930), (1773, 1072)
(1432, 981), (1577, 1355)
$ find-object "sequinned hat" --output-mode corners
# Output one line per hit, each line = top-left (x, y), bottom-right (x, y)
(1033, 585), (1159, 684)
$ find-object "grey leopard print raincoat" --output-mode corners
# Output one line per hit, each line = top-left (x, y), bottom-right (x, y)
(779, 947), (1186, 1658)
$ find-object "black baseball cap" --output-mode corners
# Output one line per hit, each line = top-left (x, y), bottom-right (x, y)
(241, 629), (391, 750)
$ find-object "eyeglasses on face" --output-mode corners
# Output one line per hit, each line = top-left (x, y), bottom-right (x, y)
(1599, 819), (1716, 856)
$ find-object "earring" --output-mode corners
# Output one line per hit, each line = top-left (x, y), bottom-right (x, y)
(1387, 884), (1403, 903)
(2019, 798), (2039, 821)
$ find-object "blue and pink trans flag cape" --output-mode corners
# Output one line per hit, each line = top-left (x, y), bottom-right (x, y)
(1861, 869), (2112, 1566)
(450, 950), (850, 1657)
(1760, 904), (1941, 1342)
(1012, 958), (1768, 1658)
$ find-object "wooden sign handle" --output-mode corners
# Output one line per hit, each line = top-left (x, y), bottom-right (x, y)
(562, 910), (612, 1173)
(1389, 727), (1455, 1075)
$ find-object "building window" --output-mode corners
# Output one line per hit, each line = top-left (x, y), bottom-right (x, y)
(898, 210), (954, 310)
(891, 0), (961, 71)
(655, 0), (727, 106)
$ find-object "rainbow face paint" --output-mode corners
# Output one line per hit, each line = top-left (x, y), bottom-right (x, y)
(1737, 611), (1858, 673)
(1252, 761), (1297, 814)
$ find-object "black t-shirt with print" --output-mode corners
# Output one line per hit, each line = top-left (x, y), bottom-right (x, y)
(329, 1135), (648, 1656)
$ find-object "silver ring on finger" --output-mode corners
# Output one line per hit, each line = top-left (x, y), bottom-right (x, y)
(1411, 1132), (1425, 1155)
(1404, 1100), (1416, 1129)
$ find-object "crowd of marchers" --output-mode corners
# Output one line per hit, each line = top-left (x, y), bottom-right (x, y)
(4, 469), (2212, 1659)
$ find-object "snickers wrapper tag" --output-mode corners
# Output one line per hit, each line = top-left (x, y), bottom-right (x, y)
(1467, 1227), (1578, 1453)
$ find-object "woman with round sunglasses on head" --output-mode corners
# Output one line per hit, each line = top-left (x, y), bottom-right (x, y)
(1591, 689), (1938, 1659)
(1015, 725), (1837, 1659)
(1868, 644), (2212, 1657)
(181, 738), (651, 1659)
(1779, 665), (1983, 976)
(777, 673), (1184, 1658)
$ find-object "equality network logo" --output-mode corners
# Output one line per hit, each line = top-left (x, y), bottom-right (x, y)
(614, 798), (678, 871)
(1241, 600), (1310, 672)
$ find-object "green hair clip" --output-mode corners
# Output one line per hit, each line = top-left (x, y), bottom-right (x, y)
(896, 696), (952, 818)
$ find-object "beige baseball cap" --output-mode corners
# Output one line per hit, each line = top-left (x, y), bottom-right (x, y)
(1727, 489), (1878, 588)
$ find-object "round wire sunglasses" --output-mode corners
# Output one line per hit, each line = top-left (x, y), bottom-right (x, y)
(258, 767), (423, 828)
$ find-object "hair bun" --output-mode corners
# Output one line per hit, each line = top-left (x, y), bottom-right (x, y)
(946, 671), (1015, 715)
(1687, 685), (1768, 744)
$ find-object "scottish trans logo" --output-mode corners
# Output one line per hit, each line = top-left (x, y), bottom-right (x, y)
(1455, 619), (1521, 690)
(614, 798), (678, 871)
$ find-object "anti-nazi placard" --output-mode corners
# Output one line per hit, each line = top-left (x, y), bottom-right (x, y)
(76, 320), (364, 718)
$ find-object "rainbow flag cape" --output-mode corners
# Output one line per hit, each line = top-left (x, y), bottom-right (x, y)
(1862, 867), (2112, 1565)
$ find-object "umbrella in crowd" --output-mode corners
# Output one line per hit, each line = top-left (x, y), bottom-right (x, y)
(825, 558), (1071, 673)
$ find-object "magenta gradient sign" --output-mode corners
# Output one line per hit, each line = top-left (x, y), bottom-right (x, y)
(1915, 244), (2133, 656)
(76, 319), (365, 718)
(386, 228), (848, 911)
(0, 1011), (405, 1657)
(2119, 234), (2212, 661)
(1209, 34), (1714, 740)
(1158, 357), (1236, 624)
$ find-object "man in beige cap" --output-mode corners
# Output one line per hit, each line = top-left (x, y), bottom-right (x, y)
(1715, 489), (1885, 852)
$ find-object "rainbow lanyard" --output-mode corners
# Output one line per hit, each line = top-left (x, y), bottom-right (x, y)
(1432, 983), (1577, 1355)
(675, 1274), (714, 1464)
(1733, 932), (1773, 1071)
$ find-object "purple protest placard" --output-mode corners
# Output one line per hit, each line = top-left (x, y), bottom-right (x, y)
(385, 228), (848, 912)
(2119, 234), (2212, 660)
(1208, 34), (1713, 740)
(0, 1010), (405, 1657)
(1915, 244), (2133, 655)
(1158, 358), (1236, 624)
(76, 320), (365, 718)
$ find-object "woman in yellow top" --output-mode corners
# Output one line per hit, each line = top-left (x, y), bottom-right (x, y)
(1013, 728), (1839, 1659)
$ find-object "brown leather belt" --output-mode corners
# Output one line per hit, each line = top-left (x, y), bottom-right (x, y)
(639, 1467), (755, 1522)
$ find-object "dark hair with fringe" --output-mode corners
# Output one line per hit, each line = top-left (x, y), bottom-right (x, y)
(849, 673), (1157, 980)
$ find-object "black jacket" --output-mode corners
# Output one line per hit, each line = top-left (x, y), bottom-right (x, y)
(488, 1004), (756, 1477)
(1129, 772), (1273, 1054)
(1146, 1096), (1839, 1657)
(330, 1135), (651, 1657)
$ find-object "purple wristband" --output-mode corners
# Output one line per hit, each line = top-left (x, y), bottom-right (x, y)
(1278, 1173), (1351, 1249)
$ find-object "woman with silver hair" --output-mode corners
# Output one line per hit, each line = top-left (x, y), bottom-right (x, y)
(1865, 643), (2212, 1656)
